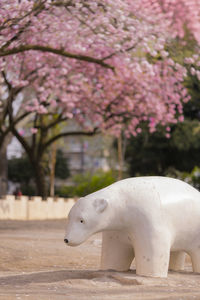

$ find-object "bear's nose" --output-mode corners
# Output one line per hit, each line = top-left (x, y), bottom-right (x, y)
(64, 238), (69, 244)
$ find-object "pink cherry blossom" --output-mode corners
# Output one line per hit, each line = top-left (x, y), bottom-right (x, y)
(0, 0), (199, 139)
(30, 128), (38, 134)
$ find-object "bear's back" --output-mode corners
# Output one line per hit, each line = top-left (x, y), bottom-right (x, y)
(86, 176), (200, 209)
(112, 176), (200, 205)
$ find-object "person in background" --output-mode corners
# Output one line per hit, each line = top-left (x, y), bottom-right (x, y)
(14, 187), (22, 197)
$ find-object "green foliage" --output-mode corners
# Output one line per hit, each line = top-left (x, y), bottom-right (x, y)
(74, 171), (115, 196)
(8, 149), (70, 196)
(55, 149), (70, 179)
(56, 171), (116, 198)
(8, 156), (34, 184)
(166, 166), (200, 190)
(168, 36), (200, 120)
(171, 120), (200, 151)
(126, 121), (200, 177)
(21, 184), (37, 196)
(56, 185), (75, 198)
(166, 34), (197, 65)
(184, 73), (200, 120)
(8, 150), (69, 182)
(8, 156), (36, 195)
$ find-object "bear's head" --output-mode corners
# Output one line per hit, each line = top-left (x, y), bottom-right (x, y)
(64, 197), (108, 246)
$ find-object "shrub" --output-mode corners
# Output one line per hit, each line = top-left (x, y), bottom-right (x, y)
(56, 171), (116, 198)
(56, 185), (75, 198)
(166, 166), (200, 190)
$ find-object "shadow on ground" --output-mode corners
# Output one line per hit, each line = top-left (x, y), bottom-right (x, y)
(0, 269), (141, 286)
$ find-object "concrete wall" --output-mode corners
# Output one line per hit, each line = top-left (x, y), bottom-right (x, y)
(0, 195), (75, 220)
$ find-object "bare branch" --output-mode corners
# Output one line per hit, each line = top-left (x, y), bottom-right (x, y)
(43, 127), (99, 150)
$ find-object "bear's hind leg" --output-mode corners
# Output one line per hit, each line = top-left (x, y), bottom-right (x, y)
(101, 231), (134, 271)
(169, 251), (186, 271)
(189, 250), (200, 273)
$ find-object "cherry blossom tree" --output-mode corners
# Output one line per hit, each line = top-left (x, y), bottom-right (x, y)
(0, 0), (194, 135)
(0, 47), (190, 195)
(1, 0), (200, 61)
(0, 0), (199, 130)
(0, 57), (100, 196)
(0, 0), (200, 195)
(141, 0), (200, 44)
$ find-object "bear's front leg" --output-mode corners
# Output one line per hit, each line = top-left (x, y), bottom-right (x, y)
(101, 231), (134, 271)
(169, 251), (186, 271)
(133, 228), (171, 278)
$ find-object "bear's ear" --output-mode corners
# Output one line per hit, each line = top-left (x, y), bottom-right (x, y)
(93, 198), (108, 213)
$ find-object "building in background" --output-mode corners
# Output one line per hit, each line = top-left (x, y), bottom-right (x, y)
(62, 134), (115, 176)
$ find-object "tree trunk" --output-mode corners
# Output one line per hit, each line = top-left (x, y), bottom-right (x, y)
(49, 142), (57, 197)
(0, 142), (8, 197)
(0, 135), (12, 197)
(34, 160), (47, 198)
(117, 134), (123, 180)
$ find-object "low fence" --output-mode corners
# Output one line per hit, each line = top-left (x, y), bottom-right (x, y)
(0, 195), (76, 220)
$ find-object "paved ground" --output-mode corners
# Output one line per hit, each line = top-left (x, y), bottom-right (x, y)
(0, 220), (200, 300)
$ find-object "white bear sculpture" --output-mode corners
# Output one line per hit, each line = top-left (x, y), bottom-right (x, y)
(64, 177), (200, 277)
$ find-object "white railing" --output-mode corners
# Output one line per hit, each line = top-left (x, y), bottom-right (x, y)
(0, 195), (75, 220)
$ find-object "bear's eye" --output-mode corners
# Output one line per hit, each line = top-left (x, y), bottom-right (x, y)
(80, 219), (84, 223)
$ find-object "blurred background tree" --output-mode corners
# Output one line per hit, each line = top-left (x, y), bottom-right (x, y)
(125, 36), (200, 185)
(1, 1), (200, 196)
(8, 149), (70, 196)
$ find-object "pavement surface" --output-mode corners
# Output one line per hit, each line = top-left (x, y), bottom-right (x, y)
(0, 220), (200, 300)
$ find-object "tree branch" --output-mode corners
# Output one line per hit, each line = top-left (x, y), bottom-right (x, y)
(0, 45), (115, 70)
(35, 115), (68, 131)
(102, 37), (144, 61)
(43, 128), (99, 151)
(2, 111), (32, 139)
(11, 122), (33, 159)
(1, 1), (47, 50)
